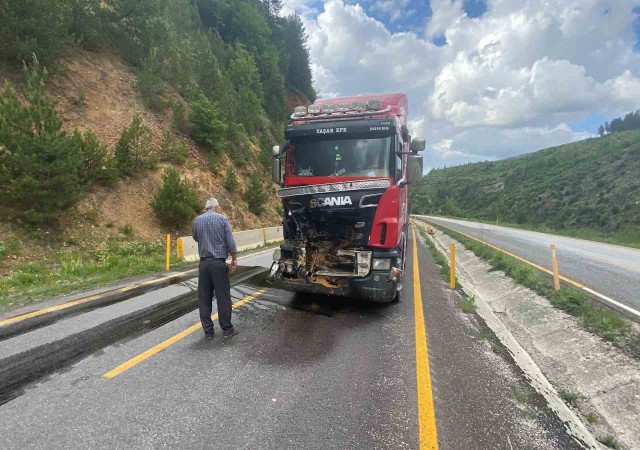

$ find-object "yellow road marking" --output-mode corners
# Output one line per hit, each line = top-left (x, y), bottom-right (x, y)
(103, 289), (266, 379)
(0, 269), (197, 327)
(411, 224), (439, 450)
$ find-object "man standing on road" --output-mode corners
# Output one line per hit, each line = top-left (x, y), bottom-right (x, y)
(192, 198), (239, 340)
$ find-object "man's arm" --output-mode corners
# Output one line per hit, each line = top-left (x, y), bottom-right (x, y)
(192, 219), (199, 242)
(224, 219), (238, 270)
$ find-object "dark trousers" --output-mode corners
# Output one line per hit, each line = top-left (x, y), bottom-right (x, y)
(198, 259), (232, 335)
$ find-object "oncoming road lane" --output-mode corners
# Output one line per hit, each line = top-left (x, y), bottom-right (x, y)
(0, 232), (586, 449)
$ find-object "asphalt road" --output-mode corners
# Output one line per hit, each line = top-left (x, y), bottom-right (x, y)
(419, 216), (640, 315)
(0, 234), (587, 449)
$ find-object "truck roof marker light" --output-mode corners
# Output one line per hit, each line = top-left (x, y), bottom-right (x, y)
(308, 104), (321, 114)
(367, 99), (382, 110)
(337, 102), (350, 112)
(322, 103), (337, 113)
(352, 101), (366, 111)
(293, 106), (307, 116)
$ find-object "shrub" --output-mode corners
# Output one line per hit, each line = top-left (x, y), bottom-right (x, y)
(188, 93), (227, 153)
(115, 115), (155, 176)
(160, 131), (188, 164)
(0, 242), (5, 260)
(224, 170), (238, 192)
(0, 58), (109, 224)
(171, 100), (189, 134)
(244, 173), (268, 215)
(151, 167), (201, 228)
(137, 70), (169, 112)
(0, 0), (73, 64)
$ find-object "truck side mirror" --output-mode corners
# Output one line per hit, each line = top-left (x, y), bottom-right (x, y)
(407, 154), (423, 184)
(272, 158), (281, 184)
(409, 137), (426, 153)
(272, 145), (281, 156)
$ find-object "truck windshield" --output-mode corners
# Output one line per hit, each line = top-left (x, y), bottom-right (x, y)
(288, 137), (392, 177)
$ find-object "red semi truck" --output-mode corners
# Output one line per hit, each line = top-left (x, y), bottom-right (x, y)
(267, 93), (424, 302)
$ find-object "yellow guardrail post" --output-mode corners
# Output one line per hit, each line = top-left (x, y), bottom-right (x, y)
(262, 227), (267, 244)
(550, 243), (560, 291)
(166, 234), (171, 271)
(176, 237), (184, 260)
(450, 243), (456, 289)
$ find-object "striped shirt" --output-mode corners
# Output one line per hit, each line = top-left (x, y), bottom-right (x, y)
(191, 211), (237, 259)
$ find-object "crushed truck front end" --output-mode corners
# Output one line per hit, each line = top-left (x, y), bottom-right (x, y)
(268, 94), (424, 302)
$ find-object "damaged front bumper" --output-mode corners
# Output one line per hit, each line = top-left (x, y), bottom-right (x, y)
(268, 248), (401, 303)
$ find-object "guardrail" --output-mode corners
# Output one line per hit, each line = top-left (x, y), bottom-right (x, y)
(176, 226), (283, 262)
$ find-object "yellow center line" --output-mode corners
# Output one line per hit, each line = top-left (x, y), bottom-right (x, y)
(411, 224), (439, 450)
(0, 269), (197, 328)
(103, 289), (266, 379)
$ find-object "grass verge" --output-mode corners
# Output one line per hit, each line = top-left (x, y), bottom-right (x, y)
(0, 239), (281, 310)
(417, 220), (640, 360)
(597, 434), (621, 449)
(417, 226), (457, 287)
(0, 239), (192, 310)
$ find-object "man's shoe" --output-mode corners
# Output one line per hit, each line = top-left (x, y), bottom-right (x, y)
(223, 327), (239, 339)
(205, 333), (214, 341)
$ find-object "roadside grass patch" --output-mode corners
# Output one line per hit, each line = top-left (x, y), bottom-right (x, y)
(585, 412), (598, 424)
(417, 226), (456, 286)
(460, 296), (477, 313)
(558, 389), (582, 408)
(0, 240), (192, 309)
(597, 434), (621, 449)
(511, 386), (534, 405)
(422, 221), (639, 358)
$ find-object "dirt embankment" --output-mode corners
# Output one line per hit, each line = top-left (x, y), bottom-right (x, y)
(0, 50), (283, 272)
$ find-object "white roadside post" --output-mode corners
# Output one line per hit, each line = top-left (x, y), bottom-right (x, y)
(550, 244), (560, 291)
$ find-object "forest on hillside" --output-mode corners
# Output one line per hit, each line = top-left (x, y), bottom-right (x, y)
(0, 0), (314, 226)
(410, 130), (640, 240)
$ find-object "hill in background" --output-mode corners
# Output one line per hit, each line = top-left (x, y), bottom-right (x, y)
(0, 0), (314, 275)
(410, 130), (640, 245)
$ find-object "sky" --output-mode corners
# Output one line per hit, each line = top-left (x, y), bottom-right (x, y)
(280, 0), (640, 171)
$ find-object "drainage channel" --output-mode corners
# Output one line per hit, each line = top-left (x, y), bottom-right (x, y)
(0, 266), (266, 405)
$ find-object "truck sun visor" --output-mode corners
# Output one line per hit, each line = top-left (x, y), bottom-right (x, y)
(276, 179), (392, 198)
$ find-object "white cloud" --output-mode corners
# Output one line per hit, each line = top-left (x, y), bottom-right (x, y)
(287, 0), (640, 167)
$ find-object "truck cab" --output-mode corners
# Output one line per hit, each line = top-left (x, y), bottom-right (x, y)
(269, 93), (424, 302)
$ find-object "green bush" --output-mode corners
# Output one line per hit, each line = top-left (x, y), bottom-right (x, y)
(223, 170), (238, 192)
(115, 115), (156, 176)
(244, 173), (268, 215)
(171, 100), (189, 134)
(0, 59), (113, 224)
(188, 93), (227, 153)
(0, 0), (73, 64)
(0, 242), (5, 260)
(137, 70), (169, 112)
(160, 131), (188, 164)
(151, 167), (201, 228)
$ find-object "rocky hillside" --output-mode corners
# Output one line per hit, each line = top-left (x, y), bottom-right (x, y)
(0, 0), (315, 274)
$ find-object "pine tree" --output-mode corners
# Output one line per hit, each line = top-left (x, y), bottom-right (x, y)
(244, 173), (268, 215)
(597, 124), (604, 137)
(224, 170), (238, 192)
(0, 58), (112, 224)
(151, 167), (201, 229)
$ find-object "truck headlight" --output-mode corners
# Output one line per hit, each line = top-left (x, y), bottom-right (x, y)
(372, 258), (391, 271)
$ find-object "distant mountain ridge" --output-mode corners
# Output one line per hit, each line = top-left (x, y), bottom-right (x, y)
(410, 130), (640, 237)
